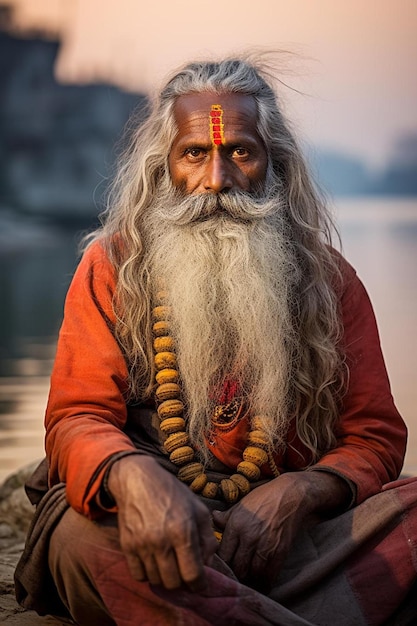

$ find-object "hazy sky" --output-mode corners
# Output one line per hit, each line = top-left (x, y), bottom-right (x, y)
(3, 0), (417, 167)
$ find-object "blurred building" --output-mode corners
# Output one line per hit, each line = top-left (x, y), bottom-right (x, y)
(0, 32), (144, 222)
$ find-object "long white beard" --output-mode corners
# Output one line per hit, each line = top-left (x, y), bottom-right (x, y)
(144, 186), (301, 456)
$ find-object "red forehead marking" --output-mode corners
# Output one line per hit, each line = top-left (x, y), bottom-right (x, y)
(209, 104), (224, 146)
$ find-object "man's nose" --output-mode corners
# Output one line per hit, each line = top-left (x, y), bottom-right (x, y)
(203, 152), (234, 193)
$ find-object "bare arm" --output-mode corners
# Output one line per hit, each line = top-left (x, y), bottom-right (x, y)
(107, 455), (218, 590)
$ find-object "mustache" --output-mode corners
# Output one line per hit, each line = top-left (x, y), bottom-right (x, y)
(153, 187), (283, 226)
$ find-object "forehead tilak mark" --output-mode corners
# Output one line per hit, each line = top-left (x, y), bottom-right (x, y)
(209, 104), (225, 146)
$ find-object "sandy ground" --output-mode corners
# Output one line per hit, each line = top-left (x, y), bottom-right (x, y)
(0, 537), (71, 625)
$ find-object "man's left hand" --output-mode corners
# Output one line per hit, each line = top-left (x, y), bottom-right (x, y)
(212, 470), (351, 586)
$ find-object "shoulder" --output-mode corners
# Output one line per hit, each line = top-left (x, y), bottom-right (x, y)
(65, 240), (119, 319)
(328, 246), (356, 283)
(327, 247), (363, 303)
(326, 247), (379, 328)
(81, 238), (114, 266)
(76, 239), (118, 284)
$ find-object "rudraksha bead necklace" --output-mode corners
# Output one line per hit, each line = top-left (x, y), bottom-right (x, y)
(152, 293), (280, 504)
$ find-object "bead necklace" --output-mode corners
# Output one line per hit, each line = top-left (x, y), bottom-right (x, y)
(152, 294), (280, 504)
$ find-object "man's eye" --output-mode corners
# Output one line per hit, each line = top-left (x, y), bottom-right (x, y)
(233, 147), (249, 157)
(185, 148), (204, 158)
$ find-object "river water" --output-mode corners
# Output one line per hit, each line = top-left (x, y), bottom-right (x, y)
(0, 197), (416, 483)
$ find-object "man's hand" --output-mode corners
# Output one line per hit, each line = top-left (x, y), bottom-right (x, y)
(107, 455), (218, 591)
(212, 470), (351, 586)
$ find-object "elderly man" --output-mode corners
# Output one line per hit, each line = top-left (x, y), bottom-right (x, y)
(15, 57), (416, 625)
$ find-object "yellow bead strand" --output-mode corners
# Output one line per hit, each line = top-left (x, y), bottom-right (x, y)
(152, 303), (280, 504)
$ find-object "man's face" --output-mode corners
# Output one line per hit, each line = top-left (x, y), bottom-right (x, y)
(168, 92), (268, 195)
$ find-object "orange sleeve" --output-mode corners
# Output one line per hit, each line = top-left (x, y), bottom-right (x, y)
(313, 258), (407, 503)
(45, 241), (139, 518)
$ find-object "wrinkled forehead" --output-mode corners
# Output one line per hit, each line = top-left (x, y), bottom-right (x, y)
(172, 92), (260, 141)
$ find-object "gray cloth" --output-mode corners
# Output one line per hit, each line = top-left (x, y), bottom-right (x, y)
(14, 457), (70, 617)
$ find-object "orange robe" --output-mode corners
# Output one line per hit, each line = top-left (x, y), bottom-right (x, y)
(45, 241), (407, 518)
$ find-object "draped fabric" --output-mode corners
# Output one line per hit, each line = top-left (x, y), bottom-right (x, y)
(15, 475), (417, 625)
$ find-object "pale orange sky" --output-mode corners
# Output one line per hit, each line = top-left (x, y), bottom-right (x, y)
(2, 0), (417, 167)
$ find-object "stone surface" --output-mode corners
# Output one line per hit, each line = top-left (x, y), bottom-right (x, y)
(0, 463), (72, 625)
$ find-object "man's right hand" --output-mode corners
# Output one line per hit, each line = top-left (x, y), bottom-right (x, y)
(107, 455), (217, 591)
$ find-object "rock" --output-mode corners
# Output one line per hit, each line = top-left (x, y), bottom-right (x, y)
(0, 461), (40, 498)
(0, 489), (35, 536)
(0, 523), (15, 539)
(0, 460), (39, 537)
(0, 463), (72, 624)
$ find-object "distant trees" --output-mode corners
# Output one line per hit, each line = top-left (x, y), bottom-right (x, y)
(374, 134), (417, 195)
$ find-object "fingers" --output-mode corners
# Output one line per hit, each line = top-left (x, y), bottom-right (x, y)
(149, 550), (182, 589)
(115, 460), (218, 591)
(224, 538), (254, 581)
(147, 541), (207, 591)
(211, 509), (229, 530)
(215, 510), (268, 581)
(250, 550), (271, 579)
(127, 542), (196, 590)
(160, 552), (183, 589)
(124, 510), (216, 591)
(216, 518), (239, 564)
(174, 512), (218, 591)
(219, 533), (271, 582)
(199, 511), (220, 564)
(125, 553), (147, 582)
(175, 540), (207, 592)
